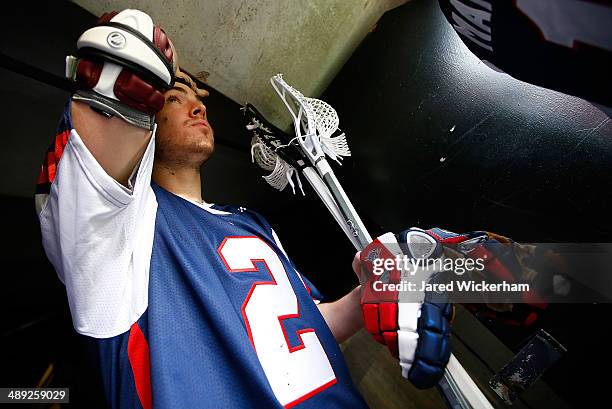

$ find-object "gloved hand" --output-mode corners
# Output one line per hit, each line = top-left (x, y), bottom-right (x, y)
(68, 9), (177, 129)
(429, 228), (550, 327)
(354, 226), (555, 388)
(354, 228), (454, 389)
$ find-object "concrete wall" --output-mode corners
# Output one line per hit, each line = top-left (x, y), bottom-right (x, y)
(72, 0), (407, 128)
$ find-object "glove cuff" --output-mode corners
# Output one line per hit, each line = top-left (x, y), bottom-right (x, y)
(72, 90), (155, 130)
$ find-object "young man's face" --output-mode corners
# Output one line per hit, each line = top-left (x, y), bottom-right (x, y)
(154, 82), (214, 167)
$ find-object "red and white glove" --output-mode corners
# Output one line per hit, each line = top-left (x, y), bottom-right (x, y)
(68, 9), (177, 129)
(355, 229), (454, 389)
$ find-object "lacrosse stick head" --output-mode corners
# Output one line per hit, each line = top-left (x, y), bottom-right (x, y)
(270, 74), (351, 164)
(242, 103), (306, 194)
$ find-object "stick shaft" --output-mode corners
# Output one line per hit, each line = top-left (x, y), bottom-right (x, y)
(321, 172), (371, 249)
(310, 162), (491, 409)
(301, 167), (362, 251)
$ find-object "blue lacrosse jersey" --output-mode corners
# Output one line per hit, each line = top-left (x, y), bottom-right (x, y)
(98, 187), (367, 408)
(36, 105), (368, 408)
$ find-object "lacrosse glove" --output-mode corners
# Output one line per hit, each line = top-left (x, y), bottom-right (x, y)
(355, 228), (454, 389)
(68, 9), (177, 129)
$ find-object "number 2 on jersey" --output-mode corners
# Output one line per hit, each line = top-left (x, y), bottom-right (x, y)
(218, 236), (336, 408)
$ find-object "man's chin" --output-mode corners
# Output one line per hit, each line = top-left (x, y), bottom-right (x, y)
(195, 140), (215, 165)
(204, 142), (215, 160)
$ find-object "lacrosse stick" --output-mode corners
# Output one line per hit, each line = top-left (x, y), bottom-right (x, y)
(243, 102), (369, 251)
(243, 74), (493, 409)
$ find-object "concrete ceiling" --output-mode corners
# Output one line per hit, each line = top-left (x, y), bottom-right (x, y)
(73, 0), (408, 128)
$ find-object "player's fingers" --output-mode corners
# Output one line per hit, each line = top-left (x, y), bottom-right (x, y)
(352, 251), (361, 278)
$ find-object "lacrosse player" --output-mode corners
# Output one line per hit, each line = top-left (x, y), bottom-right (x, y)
(33, 8), (458, 408)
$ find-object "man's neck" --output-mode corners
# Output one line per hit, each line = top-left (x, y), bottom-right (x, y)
(152, 162), (204, 203)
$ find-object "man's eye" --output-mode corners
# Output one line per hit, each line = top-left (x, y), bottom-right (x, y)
(167, 95), (180, 103)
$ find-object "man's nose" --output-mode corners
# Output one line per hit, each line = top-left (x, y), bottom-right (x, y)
(190, 101), (207, 118)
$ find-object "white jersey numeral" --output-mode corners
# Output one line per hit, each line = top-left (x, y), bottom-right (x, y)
(517, 0), (612, 52)
(218, 236), (336, 407)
